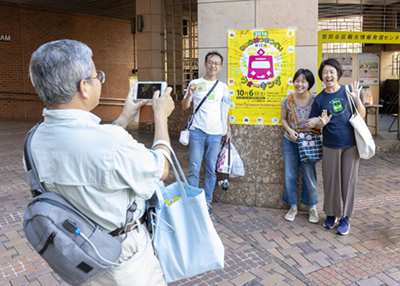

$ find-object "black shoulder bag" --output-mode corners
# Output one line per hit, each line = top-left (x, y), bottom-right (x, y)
(23, 121), (138, 286)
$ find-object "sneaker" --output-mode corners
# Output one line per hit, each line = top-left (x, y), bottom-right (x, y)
(309, 209), (319, 224)
(323, 216), (337, 229)
(207, 203), (214, 216)
(336, 217), (350, 235)
(284, 207), (298, 222)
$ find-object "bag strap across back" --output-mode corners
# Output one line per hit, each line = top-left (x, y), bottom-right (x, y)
(23, 120), (137, 230)
(23, 120), (47, 198)
(193, 80), (219, 115)
(288, 94), (321, 136)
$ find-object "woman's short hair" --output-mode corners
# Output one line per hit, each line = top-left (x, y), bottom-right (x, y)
(318, 58), (343, 81)
(29, 39), (94, 107)
(293, 68), (315, 90)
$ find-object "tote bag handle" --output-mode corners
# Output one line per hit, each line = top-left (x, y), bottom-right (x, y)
(152, 140), (188, 198)
(345, 85), (358, 116)
(152, 140), (188, 185)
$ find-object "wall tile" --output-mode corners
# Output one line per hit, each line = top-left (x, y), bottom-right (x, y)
(0, 2), (134, 121)
(136, 33), (152, 51)
(295, 46), (318, 93)
(255, 182), (285, 209)
(213, 181), (257, 206)
(256, 0), (318, 46)
(136, 0), (151, 14)
(198, 1), (255, 48)
(137, 50), (152, 68)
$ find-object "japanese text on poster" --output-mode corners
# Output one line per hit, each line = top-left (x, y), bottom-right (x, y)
(358, 53), (379, 86)
(227, 29), (296, 125)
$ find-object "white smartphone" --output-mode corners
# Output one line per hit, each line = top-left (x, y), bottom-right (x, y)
(134, 81), (167, 101)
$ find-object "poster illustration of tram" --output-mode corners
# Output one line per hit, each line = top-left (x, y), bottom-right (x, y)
(227, 29), (296, 125)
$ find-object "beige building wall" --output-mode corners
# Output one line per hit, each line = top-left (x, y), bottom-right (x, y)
(197, 0), (319, 209)
(136, 0), (165, 81)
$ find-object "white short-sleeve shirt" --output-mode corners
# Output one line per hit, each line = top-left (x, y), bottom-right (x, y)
(29, 108), (165, 232)
(184, 78), (228, 135)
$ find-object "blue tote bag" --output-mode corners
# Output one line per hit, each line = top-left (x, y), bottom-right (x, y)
(151, 140), (224, 283)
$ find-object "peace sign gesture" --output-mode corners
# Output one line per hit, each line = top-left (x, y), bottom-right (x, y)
(347, 81), (363, 101)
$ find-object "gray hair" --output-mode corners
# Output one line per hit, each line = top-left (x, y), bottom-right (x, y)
(29, 39), (94, 107)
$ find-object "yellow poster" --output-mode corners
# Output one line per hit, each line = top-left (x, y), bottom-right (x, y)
(227, 29), (296, 125)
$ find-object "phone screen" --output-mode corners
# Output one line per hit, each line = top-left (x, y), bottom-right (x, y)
(136, 83), (162, 100)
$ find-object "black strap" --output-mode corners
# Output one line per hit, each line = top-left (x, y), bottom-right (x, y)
(193, 80), (219, 115)
(23, 120), (137, 231)
(227, 139), (231, 172)
(23, 120), (47, 197)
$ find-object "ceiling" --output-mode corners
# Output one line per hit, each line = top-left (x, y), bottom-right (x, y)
(1, 0), (136, 20)
(319, 0), (399, 3)
(1, 0), (399, 21)
(319, 1), (400, 17)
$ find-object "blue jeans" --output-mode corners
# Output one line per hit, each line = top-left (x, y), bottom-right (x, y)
(188, 129), (222, 203)
(282, 137), (318, 206)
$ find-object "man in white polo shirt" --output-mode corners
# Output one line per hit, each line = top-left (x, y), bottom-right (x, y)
(28, 39), (174, 285)
(182, 51), (231, 216)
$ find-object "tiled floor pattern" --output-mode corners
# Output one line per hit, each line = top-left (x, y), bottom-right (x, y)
(0, 120), (400, 286)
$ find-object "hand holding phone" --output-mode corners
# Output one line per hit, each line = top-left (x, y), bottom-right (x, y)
(134, 82), (167, 102)
(152, 87), (174, 120)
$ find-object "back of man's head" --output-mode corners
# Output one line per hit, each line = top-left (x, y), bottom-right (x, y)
(29, 39), (94, 107)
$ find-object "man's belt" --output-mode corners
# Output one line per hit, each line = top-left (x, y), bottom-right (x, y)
(109, 216), (145, 237)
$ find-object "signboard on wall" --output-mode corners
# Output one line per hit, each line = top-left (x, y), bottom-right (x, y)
(227, 29), (296, 126)
(318, 30), (400, 92)
(358, 53), (379, 86)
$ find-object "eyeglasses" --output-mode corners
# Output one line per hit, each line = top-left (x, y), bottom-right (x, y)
(206, 61), (221, 67)
(86, 70), (105, 84)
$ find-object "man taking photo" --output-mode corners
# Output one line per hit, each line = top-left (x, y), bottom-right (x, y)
(28, 39), (173, 286)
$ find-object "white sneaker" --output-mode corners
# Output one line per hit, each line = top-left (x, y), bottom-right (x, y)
(309, 208), (319, 224)
(285, 207), (297, 221)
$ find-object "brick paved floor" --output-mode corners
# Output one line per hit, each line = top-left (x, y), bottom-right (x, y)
(1, 119), (400, 286)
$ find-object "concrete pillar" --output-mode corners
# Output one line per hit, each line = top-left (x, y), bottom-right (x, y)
(198, 0), (318, 209)
(136, 0), (165, 81)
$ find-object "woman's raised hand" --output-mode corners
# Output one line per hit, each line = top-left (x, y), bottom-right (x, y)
(319, 109), (332, 126)
(348, 81), (363, 100)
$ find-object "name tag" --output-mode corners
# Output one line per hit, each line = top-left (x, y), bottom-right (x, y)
(196, 82), (206, 93)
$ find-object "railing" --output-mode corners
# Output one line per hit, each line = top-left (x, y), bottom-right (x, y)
(0, 91), (125, 106)
(98, 98), (124, 106)
(0, 91), (42, 102)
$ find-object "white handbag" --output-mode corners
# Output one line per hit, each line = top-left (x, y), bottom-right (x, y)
(151, 140), (224, 283)
(179, 129), (190, 146)
(346, 86), (376, 159)
(229, 142), (245, 178)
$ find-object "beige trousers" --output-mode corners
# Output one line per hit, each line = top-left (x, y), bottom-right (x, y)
(322, 145), (360, 218)
(85, 222), (166, 286)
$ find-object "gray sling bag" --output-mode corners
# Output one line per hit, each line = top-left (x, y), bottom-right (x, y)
(23, 121), (137, 286)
